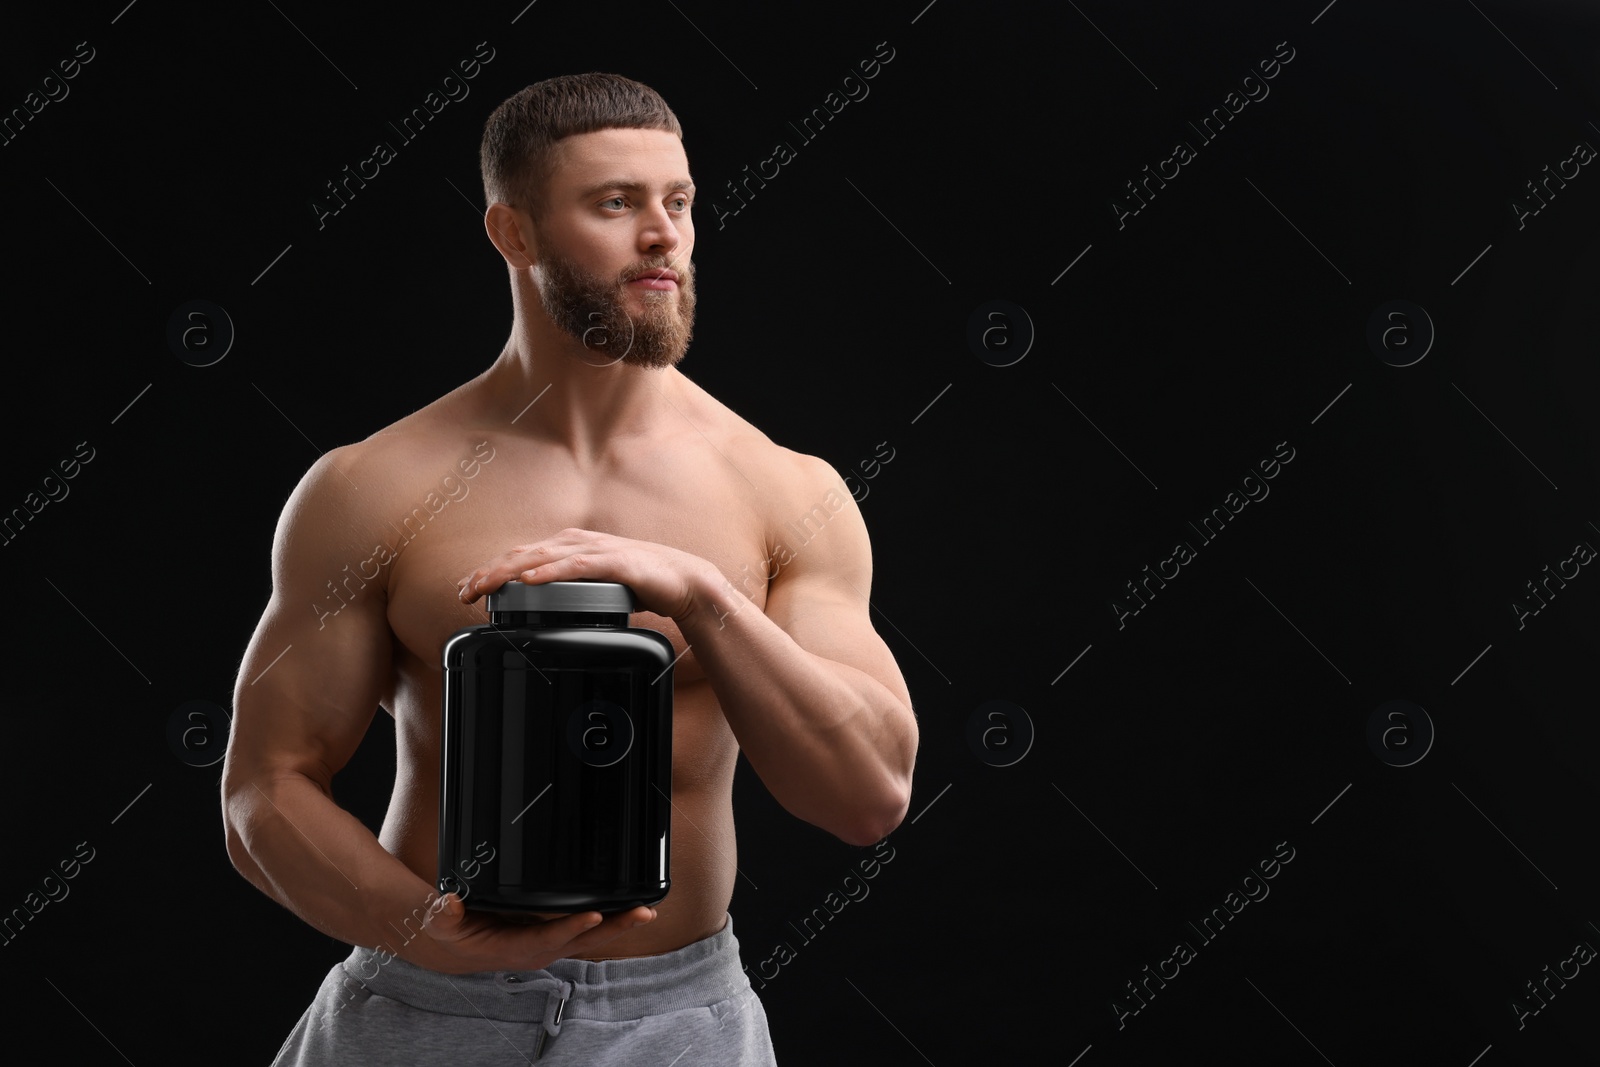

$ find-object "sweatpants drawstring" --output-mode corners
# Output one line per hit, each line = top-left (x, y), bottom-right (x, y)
(500, 976), (572, 1061)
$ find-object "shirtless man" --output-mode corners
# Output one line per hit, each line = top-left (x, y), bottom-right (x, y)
(221, 73), (918, 1065)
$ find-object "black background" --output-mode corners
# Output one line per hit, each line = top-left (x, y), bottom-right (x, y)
(3, 0), (1599, 1063)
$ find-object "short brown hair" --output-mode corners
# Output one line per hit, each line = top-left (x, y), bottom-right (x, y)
(479, 73), (683, 220)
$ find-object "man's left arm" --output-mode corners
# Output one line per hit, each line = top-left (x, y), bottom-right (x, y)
(679, 455), (918, 847)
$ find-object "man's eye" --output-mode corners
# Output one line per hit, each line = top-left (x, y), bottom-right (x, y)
(672, 197), (692, 210)
(602, 197), (626, 209)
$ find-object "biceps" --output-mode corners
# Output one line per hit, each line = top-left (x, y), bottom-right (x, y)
(226, 592), (391, 791)
(770, 584), (909, 702)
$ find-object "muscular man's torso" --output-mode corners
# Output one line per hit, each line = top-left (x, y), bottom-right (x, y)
(355, 371), (785, 959)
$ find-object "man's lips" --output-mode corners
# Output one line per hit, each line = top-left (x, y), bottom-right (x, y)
(628, 274), (678, 290)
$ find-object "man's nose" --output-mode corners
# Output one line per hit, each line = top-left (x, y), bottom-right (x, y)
(637, 205), (684, 255)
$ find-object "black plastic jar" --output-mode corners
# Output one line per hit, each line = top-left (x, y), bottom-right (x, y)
(437, 579), (674, 913)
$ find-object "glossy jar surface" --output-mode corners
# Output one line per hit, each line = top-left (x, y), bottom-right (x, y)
(437, 582), (674, 913)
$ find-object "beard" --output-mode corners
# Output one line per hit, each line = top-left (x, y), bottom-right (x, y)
(534, 237), (697, 370)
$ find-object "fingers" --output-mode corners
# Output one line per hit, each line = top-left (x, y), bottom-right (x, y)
(542, 906), (656, 953)
(456, 530), (609, 602)
(573, 907), (657, 946)
(457, 556), (554, 603)
(565, 910), (605, 936)
(423, 903), (659, 972)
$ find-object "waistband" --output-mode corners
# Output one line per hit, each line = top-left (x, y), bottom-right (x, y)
(337, 912), (748, 1027)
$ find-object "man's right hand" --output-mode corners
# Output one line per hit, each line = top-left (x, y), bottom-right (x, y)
(416, 894), (658, 973)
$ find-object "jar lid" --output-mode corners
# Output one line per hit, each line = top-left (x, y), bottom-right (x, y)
(486, 579), (639, 614)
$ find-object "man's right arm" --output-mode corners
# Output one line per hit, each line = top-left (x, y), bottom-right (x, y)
(220, 443), (652, 974)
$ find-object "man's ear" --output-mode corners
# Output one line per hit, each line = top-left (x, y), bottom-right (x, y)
(484, 203), (536, 269)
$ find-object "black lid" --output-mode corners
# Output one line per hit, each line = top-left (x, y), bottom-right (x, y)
(486, 579), (638, 614)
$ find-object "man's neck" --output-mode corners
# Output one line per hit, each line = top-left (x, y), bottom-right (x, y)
(474, 329), (685, 464)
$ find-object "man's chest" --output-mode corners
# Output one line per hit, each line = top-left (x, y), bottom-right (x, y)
(379, 459), (774, 684)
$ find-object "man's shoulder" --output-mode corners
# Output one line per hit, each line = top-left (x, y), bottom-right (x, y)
(708, 418), (846, 511)
(760, 443), (848, 499)
(674, 371), (843, 492)
(286, 410), (490, 532)
(735, 436), (856, 539)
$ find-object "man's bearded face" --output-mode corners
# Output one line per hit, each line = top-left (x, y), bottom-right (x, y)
(534, 226), (696, 369)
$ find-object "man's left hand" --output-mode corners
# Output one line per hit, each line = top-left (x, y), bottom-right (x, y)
(456, 527), (717, 621)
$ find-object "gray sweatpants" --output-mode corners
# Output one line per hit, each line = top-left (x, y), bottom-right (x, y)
(269, 912), (778, 1065)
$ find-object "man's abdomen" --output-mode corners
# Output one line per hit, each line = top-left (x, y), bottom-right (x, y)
(383, 679), (742, 959)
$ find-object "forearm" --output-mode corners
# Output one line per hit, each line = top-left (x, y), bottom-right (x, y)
(678, 573), (915, 845)
(223, 772), (454, 969)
